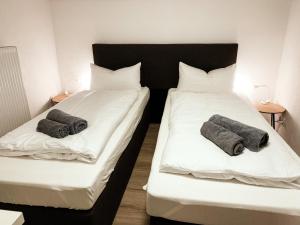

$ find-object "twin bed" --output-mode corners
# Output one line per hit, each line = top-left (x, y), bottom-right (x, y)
(0, 44), (299, 225)
(147, 89), (300, 225)
(141, 44), (300, 225)
(0, 44), (152, 225)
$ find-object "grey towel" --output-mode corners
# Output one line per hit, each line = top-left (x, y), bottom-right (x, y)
(37, 119), (70, 138)
(47, 109), (88, 135)
(209, 114), (269, 152)
(200, 121), (244, 156)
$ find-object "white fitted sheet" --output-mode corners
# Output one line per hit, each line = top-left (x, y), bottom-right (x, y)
(146, 89), (300, 225)
(0, 87), (149, 210)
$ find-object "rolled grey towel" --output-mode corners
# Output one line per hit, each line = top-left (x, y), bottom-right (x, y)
(201, 121), (244, 156)
(37, 119), (70, 138)
(47, 109), (88, 135)
(209, 114), (269, 152)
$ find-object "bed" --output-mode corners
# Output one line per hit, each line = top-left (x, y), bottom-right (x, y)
(145, 44), (300, 225)
(0, 44), (154, 225)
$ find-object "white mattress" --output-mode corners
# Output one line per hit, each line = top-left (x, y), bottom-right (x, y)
(146, 89), (300, 225)
(0, 87), (149, 210)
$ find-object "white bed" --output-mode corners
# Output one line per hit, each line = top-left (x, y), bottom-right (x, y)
(0, 87), (149, 210)
(146, 89), (300, 225)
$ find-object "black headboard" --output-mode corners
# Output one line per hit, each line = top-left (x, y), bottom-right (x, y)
(92, 44), (238, 122)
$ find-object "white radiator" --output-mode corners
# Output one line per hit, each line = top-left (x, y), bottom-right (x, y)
(0, 46), (30, 137)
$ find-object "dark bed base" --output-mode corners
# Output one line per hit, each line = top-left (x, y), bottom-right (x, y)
(0, 103), (150, 225)
(150, 217), (199, 225)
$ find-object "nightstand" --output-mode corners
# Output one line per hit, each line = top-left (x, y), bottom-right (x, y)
(255, 102), (286, 129)
(51, 93), (70, 105)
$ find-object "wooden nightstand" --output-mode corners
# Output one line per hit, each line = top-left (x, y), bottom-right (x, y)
(51, 93), (70, 105)
(255, 102), (286, 129)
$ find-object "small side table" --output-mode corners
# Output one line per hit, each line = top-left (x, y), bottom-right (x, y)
(0, 209), (24, 225)
(255, 102), (286, 129)
(51, 93), (70, 105)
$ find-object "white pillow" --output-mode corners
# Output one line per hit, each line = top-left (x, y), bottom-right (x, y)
(178, 62), (235, 93)
(208, 64), (236, 93)
(178, 62), (212, 92)
(90, 62), (141, 90)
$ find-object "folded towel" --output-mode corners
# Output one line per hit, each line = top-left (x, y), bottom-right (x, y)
(200, 121), (244, 156)
(209, 114), (269, 152)
(47, 109), (88, 135)
(37, 119), (70, 138)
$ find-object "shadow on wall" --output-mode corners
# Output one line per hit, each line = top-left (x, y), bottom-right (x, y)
(277, 112), (300, 156)
(38, 100), (53, 115)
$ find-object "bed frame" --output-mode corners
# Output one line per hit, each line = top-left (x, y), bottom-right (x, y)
(0, 44), (238, 225)
(92, 44), (238, 123)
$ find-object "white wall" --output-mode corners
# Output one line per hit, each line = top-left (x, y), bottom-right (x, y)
(275, 0), (300, 155)
(50, 0), (290, 100)
(0, 0), (62, 116)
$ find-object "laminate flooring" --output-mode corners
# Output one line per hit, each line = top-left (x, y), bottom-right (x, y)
(113, 124), (159, 225)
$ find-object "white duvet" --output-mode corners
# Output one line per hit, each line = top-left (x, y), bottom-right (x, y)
(160, 91), (300, 189)
(0, 90), (138, 163)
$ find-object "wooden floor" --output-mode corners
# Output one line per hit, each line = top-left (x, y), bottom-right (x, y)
(113, 124), (159, 225)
